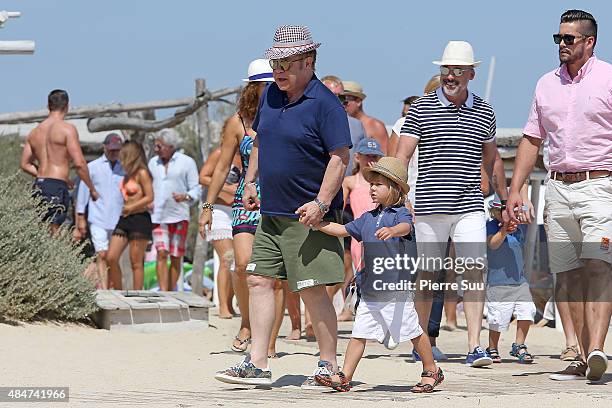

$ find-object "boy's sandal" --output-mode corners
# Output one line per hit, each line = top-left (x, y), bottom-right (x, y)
(486, 347), (502, 363)
(411, 367), (444, 393)
(230, 336), (250, 353)
(510, 343), (534, 364)
(315, 371), (352, 392)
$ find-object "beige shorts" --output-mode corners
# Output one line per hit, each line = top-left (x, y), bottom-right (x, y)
(415, 212), (487, 273)
(545, 177), (612, 273)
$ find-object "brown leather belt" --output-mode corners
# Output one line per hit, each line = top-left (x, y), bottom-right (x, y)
(551, 170), (611, 184)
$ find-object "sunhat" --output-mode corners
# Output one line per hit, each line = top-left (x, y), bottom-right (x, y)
(355, 138), (384, 157)
(423, 75), (441, 94)
(432, 41), (481, 67)
(264, 25), (321, 60)
(242, 59), (274, 82)
(342, 81), (366, 100)
(362, 157), (409, 194)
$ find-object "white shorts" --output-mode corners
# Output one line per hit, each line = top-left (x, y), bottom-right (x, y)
(545, 178), (612, 273)
(206, 205), (233, 242)
(415, 212), (487, 273)
(90, 224), (114, 253)
(486, 282), (536, 332)
(351, 291), (423, 344)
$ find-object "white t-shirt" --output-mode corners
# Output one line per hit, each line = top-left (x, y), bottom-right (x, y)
(392, 116), (405, 136)
(392, 116), (418, 206)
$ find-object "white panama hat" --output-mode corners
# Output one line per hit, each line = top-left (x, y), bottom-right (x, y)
(242, 59), (275, 82)
(433, 41), (481, 67)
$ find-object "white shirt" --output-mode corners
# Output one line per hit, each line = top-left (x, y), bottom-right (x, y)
(76, 154), (124, 230)
(148, 151), (201, 224)
(392, 116), (419, 206)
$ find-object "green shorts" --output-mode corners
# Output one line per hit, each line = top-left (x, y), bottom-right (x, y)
(248, 212), (345, 292)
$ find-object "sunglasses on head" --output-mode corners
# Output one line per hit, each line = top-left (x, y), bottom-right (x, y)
(553, 33), (587, 45)
(269, 55), (308, 71)
(440, 66), (470, 77)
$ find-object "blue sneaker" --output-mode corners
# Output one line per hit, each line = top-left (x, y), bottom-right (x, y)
(214, 355), (272, 385)
(432, 346), (448, 361)
(412, 349), (422, 362)
(466, 346), (493, 367)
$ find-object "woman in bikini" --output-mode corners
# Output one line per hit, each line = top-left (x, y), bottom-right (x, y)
(199, 59), (291, 356)
(106, 140), (154, 290)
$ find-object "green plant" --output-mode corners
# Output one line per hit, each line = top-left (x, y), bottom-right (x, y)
(0, 136), (97, 321)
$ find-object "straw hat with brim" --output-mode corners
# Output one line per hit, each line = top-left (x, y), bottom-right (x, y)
(342, 80), (366, 100)
(362, 157), (409, 194)
(264, 25), (321, 60)
(432, 41), (481, 67)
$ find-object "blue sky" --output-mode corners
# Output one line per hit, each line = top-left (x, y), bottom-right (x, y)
(0, 0), (609, 127)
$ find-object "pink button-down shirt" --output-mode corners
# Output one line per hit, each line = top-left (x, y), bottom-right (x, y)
(523, 56), (612, 172)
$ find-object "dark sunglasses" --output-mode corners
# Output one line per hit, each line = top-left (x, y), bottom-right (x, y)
(440, 66), (471, 77)
(339, 95), (358, 104)
(553, 33), (587, 45)
(269, 55), (308, 71)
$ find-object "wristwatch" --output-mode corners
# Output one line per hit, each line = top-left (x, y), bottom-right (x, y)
(201, 202), (214, 211)
(314, 198), (329, 214)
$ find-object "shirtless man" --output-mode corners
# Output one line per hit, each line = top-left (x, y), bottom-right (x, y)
(20, 89), (99, 234)
(342, 81), (390, 154)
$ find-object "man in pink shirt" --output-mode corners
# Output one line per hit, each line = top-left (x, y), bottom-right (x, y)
(507, 9), (611, 383)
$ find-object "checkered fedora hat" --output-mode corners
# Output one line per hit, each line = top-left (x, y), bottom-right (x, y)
(264, 25), (321, 60)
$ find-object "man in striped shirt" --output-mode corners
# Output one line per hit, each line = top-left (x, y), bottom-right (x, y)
(396, 41), (507, 367)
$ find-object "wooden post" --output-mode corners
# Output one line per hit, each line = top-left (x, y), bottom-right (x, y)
(0, 40), (35, 54)
(196, 79), (210, 165)
(0, 11), (35, 54)
(190, 79), (210, 298)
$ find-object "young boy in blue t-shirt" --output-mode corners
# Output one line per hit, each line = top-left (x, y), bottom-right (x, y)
(485, 201), (536, 364)
(314, 157), (443, 393)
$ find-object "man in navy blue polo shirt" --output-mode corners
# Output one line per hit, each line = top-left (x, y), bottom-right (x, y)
(214, 25), (352, 387)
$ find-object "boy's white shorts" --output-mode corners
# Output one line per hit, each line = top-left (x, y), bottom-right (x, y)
(351, 291), (423, 344)
(486, 282), (536, 332)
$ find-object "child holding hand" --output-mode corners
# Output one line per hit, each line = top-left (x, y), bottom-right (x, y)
(313, 157), (443, 393)
(485, 201), (536, 364)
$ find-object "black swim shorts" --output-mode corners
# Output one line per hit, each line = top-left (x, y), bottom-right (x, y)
(32, 178), (70, 225)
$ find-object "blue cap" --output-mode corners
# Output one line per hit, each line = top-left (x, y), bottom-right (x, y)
(355, 138), (384, 156)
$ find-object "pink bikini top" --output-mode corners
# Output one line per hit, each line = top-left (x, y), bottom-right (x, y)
(120, 178), (141, 201)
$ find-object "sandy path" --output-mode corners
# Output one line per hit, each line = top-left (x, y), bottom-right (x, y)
(0, 311), (610, 407)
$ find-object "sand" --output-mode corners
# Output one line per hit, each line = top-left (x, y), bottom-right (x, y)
(0, 311), (610, 407)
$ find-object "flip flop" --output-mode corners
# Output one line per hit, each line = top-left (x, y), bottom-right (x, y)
(231, 336), (250, 353)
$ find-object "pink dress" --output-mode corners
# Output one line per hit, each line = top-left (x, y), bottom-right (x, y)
(348, 172), (376, 271)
